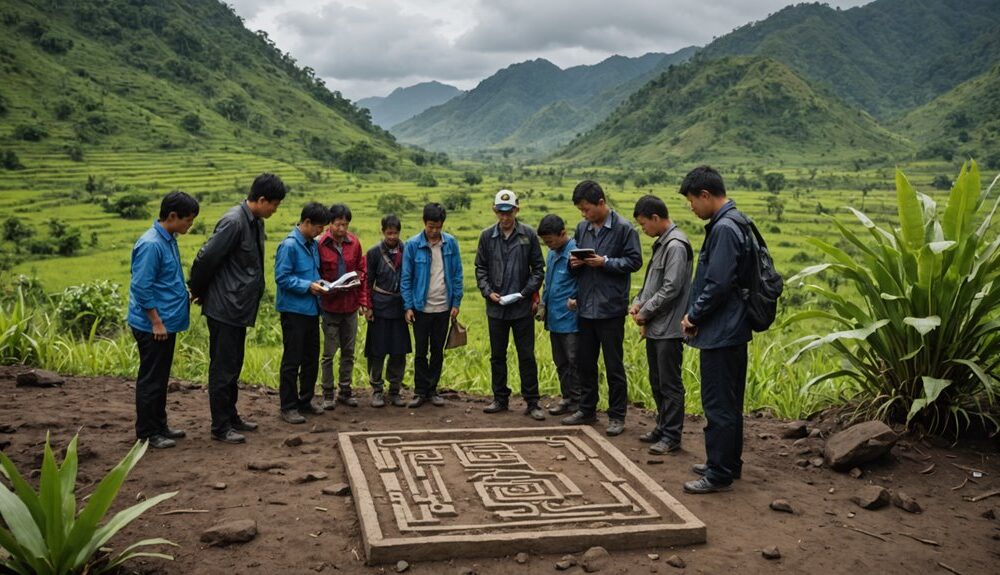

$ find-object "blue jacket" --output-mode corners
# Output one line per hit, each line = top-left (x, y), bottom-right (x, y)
(542, 238), (578, 334)
(274, 227), (321, 316)
(687, 200), (752, 349)
(401, 231), (464, 312)
(128, 221), (190, 334)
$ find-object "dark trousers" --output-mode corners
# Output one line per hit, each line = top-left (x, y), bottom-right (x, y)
(279, 312), (320, 412)
(207, 317), (247, 436)
(550, 332), (580, 408)
(368, 355), (406, 394)
(700, 343), (748, 485)
(488, 315), (540, 404)
(646, 338), (685, 444)
(413, 311), (450, 397)
(578, 316), (628, 421)
(133, 329), (177, 440)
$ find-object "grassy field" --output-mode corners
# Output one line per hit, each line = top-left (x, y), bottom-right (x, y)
(0, 148), (981, 418)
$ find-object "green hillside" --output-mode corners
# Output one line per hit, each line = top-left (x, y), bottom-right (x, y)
(0, 0), (402, 168)
(554, 56), (912, 166)
(894, 63), (1000, 168)
(697, 0), (1000, 119)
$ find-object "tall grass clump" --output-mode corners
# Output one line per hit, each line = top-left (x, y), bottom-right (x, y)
(787, 160), (1000, 435)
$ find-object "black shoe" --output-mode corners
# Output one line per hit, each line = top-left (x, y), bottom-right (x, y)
(638, 430), (661, 443)
(337, 395), (359, 407)
(683, 477), (732, 494)
(389, 394), (406, 407)
(161, 428), (186, 439)
(606, 419), (625, 437)
(371, 392), (386, 408)
(648, 439), (680, 455)
(301, 403), (325, 415)
(430, 394), (446, 407)
(548, 400), (574, 416)
(407, 396), (426, 408)
(211, 430), (246, 444)
(281, 409), (306, 424)
(561, 411), (597, 426)
(483, 400), (509, 414)
(525, 404), (546, 421)
(232, 420), (258, 432)
(147, 434), (176, 449)
(692, 463), (742, 480)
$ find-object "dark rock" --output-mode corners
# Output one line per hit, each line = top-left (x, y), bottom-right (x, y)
(581, 546), (610, 573)
(666, 554), (686, 568)
(780, 421), (808, 439)
(982, 509), (996, 520)
(795, 459), (810, 468)
(247, 460), (289, 471)
(824, 421), (898, 471)
(167, 380), (182, 393)
(282, 435), (304, 447)
(849, 467), (863, 479)
(322, 483), (351, 496)
(16, 369), (64, 387)
(0, 424), (17, 434)
(769, 499), (794, 513)
(200, 519), (257, 546)
(891, 491), (922, 513)
(851, 485), (890, 510)
(761, 546), (781, 560)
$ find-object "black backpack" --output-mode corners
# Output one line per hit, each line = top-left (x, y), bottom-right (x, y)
(725, 212), (784, 332)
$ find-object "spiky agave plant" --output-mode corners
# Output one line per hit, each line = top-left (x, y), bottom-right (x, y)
(786, 160), (1000, 435)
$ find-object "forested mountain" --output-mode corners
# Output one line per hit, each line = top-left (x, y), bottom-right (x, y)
(357, 81), (463, 129)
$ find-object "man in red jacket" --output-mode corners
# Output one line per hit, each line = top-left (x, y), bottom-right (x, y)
(317, 204), (370, 409)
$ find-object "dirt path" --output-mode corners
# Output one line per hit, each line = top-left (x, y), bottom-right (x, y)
(0, 367), (997, 574)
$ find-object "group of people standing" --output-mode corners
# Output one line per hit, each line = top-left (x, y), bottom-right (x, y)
(127, 165), (754, 495)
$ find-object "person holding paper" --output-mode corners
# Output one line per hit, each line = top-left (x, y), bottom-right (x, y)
(317, 204), (370, 410)
(274, 202), (330, 424)
(475, 190), (546, 419)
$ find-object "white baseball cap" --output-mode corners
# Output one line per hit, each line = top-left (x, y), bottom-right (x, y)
(494, 189), (518, 211)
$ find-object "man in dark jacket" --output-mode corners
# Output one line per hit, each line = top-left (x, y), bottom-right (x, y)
(561, 180), (642, 436)
(475, 190), (546, 420)
(189, 173), (286, 444)
(364, 214), (411, 407)
(678, 165), (752, 494)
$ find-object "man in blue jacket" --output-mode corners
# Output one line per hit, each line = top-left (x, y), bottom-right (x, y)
(128, 191), (199, 449)
(562, 180), (643, 436)
(678, 166), (752, 494)
(537, 214), (580, 416)
(400, 203), (463, 408)
(274, 202), (330, 424)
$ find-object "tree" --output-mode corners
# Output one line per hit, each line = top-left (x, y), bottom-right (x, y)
(764, 172), (786, 194)
(462, 171), (483, 187)
(932, 175), (951, 190)
(377, 193), (414, 215)
(48, 220), (82, 256)
(765, 195), (785, 222)
(180, 112), (204, 134)
(337, 141), (385, 173)
(3, 217), (34, 242)
(416, 173), (438, 187)
(442, 189), (471, 212)
(105, 194), (151, 220)
(1, 150), (24, 170)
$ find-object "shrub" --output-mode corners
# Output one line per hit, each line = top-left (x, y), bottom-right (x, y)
(337, 141), (385, 173)
(65, 144), (84, 162)
(1, 151), (24, 170)
(0, 434), (177, 574)
(55, 281), (123, 336)
(105, 194), (150, 220)
(3, 218), (34, 242)
(0, 92), (8, 115)
(376, 193), (414, 215)
(53, 100), (75, 121)
(787, 161), (1000, 436)
(462, 171), (482, 187)
(179, 112), (203, 134)
(48, 220), (82, 257)
(416, 173), (438, 187)
(441, 189), (471, 212)
(35, 33), (73, 54)
(13, 124), (46, 141)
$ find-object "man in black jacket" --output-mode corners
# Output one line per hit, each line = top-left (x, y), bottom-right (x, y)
(364, 214), (411, 407)
(189, 173), (286, 444)
(678, 166), (752, 494)
(476, 190), (546, 420)
(561, 180), (642, 436)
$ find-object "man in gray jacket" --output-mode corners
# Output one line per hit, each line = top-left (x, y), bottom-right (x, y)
(189, 173), (285, 444)
(476, 190), (546, 420)
(630, 195), (692, 456)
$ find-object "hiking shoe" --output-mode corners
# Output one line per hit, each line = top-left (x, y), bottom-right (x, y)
(371, 392), (386, 408)
(407, 396), (426, 408)
(389, 394), (406, 407)
(648, 439), (680, 455)
(430, 394), (446, 407)
(561, 411), (597, 426)
(606, 419), (625, 437)
(231, 420), (258, 432)
(301, 402), (325, 415)
(683, 477), (732, 494)
(161, 427), (186, 439)
(211, 430), (246, 444)
(321, 396), (337, 411)
(638, 430), (661, 443)
(525, 404), (546, 421)
(147, 435), (176, 449)
(483, 400), (509, 414)
(692, 463), (742, 480)
(280, 409), (306, 424)
(337, 395), (359, 407)
(548, 400), (575, 416)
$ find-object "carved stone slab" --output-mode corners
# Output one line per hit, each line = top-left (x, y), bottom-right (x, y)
(339, 426), (706, 564)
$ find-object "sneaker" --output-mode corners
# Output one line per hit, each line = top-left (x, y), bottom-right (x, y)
(683, 476), (732, 494)
(548, 400), (575, 416)
(407, 396), (426, 408)
(692, 463), (742, 480)
(161, 427), (186, 439)
(211, 429), (246, 444)
(638, 430), (661, 443)
(280, 409), (306, 424)
(430, 394), (446, 407)
(483, 400), (509, 414)
(561, 411), (597, 426)
(389, 394), (406, 407)
(606, 419), (625, 437)
(525, 404), (546, 421)
(231, 420), (258, 432)
(321, 396), (337, 411)
(648, 439), (680, 455)
(147, 434), (176, 449)
(301, 403), (325, 415)
(371, 392), (386, 408)
(337, 395), (359, 407)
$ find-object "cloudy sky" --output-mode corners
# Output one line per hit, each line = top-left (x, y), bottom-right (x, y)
(228, 0), (872, 101)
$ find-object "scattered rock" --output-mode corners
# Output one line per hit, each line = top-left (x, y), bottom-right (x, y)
(646, 459), (664, 465)
(395, 560), (409, 573)
(247, 460), (289, 471)
(666, 554), (685, 568)
(211, 482), (227, 490)
(809, 428), (823, 438)
(322, 483), (351, 496)
(795, 459), (810, 468)
(282, 435), (304, 447)
(982, 509), (996, 520)
(647, 554), (659, 560)
(581, 546), (610, 573)
(780, 421), (808, 439)
(515, 552), (529, 564)
(810, 457), (825, 468)
(891, 491), (922, 513)
(851, 485), (890, 510)
(200, 519), (257, 546)
(555, 555), (577, 570)
(293, 471), (329, 484)
(0, 424), (15, 434)
(824, 421), (898, 471)
(769, 499), (794, 513)
(267, 469), (286, 476)
(299, 446), (321, 455)
(761, 546), (781, 560)
(16, 369), (64, 388)
(849, 467), (863, 479)
(310, 424), (335, 434)
(167, 380), (182, 393)
(555, 454), (567, 461)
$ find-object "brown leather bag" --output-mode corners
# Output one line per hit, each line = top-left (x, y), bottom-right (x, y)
(445, 318), (467, 349)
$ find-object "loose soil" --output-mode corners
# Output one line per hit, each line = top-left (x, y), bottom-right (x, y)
(0, 367), (997, 574)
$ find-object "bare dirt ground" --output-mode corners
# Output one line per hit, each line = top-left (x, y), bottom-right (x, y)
(0, 366), (997, 574)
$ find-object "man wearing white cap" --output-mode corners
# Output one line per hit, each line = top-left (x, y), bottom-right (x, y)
(475, 189), (546, 420)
